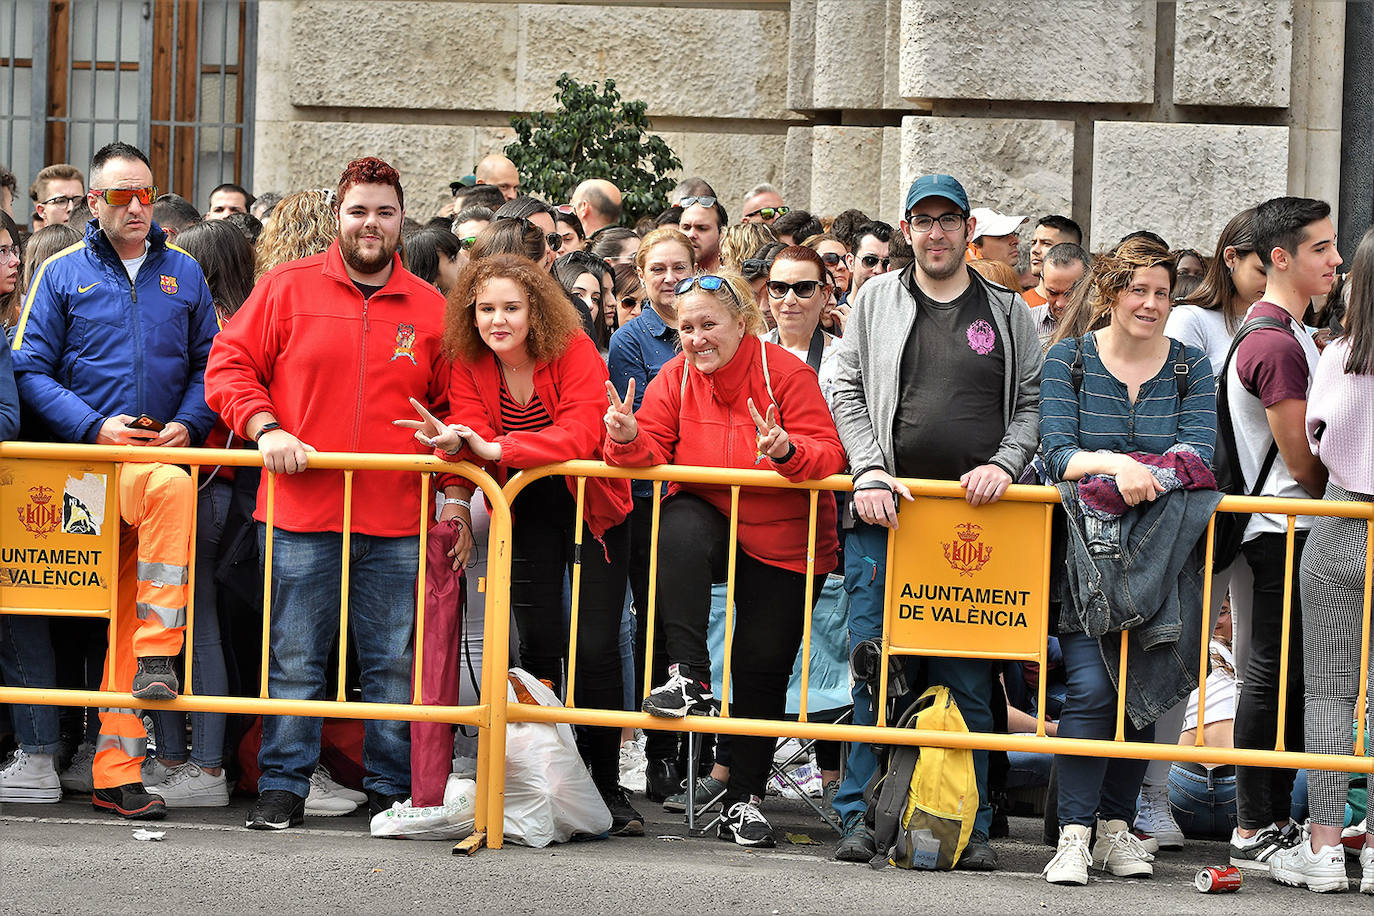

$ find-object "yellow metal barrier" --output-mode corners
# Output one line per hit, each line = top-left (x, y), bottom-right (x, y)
(0, 442), (513, 849)
(3, 446), (1372, 854)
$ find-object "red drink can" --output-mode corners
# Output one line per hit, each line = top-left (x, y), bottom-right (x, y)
(1195, 866), (1243, 893)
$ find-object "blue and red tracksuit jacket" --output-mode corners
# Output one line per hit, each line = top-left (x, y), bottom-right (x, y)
(10, 219), (219, 443)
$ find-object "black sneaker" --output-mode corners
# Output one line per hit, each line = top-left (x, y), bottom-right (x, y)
(599, 783), (644, 837)
(642, 664), (715, 719)
(245, 789), (305, 830)
(955, 831), (1000, 871)
(367, 790), (410, 818)
(92, 783), (166, 820)
(644, 757), (683, 803)
(835, 811), (876, 862)
(717, 795), (775, 848)
(131, 656), (179, 701)
(1229, 822), (1299, 871)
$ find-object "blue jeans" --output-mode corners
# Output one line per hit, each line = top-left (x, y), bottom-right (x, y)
(1167, 763), (1236, 839)
(1056, 631), (1154, 826)
(831, 522), (994, 837)
(256, 526), (417, 798)
(0, 615), (61, 754)
(150, 479), (231, 767)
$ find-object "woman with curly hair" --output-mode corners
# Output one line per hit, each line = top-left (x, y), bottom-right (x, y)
(253, 189), (338, 280)
(398, 252), (639, 836)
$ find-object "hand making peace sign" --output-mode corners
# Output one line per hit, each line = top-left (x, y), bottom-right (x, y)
(747, 397), (791, 461)
(394, 397), (503, 462)
(603, 378), (638, 444)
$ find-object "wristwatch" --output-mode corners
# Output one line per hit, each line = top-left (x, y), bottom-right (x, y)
(254, 421), (281, 442)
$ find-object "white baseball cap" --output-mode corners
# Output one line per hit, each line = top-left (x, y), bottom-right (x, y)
(969, 208), (1026, 241)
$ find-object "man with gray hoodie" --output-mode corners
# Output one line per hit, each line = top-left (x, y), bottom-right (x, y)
(829, 174), (1043, 868)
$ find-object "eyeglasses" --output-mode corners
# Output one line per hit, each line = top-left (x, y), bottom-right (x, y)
(744, 206), (789, 220)
(41, 194), (84, 209)
(820, 252), (845, 267)
(678, 196), (717, 209)
(458, 236), (477, 250)
(766, 280), (821, 299)
(91, 186), (157, 206)
(906, 213), (965, 234)
(0, 244), (20, 263)
(859, 254), (891, 270)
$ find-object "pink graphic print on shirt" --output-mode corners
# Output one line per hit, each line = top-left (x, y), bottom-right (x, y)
(966, 319), (996, 355)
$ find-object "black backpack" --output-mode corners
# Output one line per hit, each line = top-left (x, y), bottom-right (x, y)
(1209, 315), (1287, 571)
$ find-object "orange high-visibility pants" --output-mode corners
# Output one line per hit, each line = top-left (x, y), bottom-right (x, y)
(94, 462), (193, 790)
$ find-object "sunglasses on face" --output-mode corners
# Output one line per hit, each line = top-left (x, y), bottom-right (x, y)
(678, 196), (717, 209)
(859, 254), (891, 270)
(766, 280), (821, 299)
(744, 206), (789, 220)
(820, 252), (845, 267)
(92, 186), (157, 206)
(41, 194), (84, 209)
(620, 296), (644, 310)
(458, 236), (477, 250)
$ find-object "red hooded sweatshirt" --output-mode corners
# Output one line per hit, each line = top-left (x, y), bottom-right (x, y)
(604, 333), (845, 574)
(205, 241), (449, 536)
(440, 331), (631, 538)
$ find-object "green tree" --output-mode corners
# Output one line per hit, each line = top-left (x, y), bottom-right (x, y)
(506, 74), (682, 227)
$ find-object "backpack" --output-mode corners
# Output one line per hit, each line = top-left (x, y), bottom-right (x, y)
(865, 685), (978, 870)
(1210, 315), (1288, 571)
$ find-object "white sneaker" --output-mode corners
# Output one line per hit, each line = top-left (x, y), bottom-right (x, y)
(59, 742), (95, 794)
(618, 737), (647, 793)
(0, 750), (61, 802)
(316, 766), (366, 803)
(141, 756), (171, 787)
(155, 762), (229, 808)
(305, 766), (361, 816)
(1043, 824), (1092, 886)
(1093, 818), (1155, 877)
(1269, 837), (1349, 893)
(1360, 844), (1372, 895)
(1133, 783), (1184, 850)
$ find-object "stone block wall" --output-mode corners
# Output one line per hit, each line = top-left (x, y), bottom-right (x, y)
(254, 1), (1345, 252)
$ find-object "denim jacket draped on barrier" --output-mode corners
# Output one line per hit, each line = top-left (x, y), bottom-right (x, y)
(1055, 482), (1224, 729)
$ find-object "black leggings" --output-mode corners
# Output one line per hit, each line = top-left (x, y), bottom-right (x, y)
(656, 493), (822, 801)
(511, 476), (629, 787)
(627, 493), (679, 761)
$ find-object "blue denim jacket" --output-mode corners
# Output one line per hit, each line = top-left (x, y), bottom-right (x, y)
(1055, 482), (1223, 728)
(608, 305), (678, 499)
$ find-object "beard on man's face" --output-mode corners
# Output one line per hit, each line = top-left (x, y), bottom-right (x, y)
(340, 231), (397, 275)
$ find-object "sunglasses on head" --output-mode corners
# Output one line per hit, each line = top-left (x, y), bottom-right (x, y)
(741, 257), (774, 278)
(859, 254), (891, 270)
(495, 213), (562, 252)
(745, 206), (789, 220)
(92, 186), (157, 206)
(678, 196), (717, 209)
(674, 275), (735, 298)
(766, 280), (821, 299)
(551, 204), (575, 215)
(458, 236), (478, 250)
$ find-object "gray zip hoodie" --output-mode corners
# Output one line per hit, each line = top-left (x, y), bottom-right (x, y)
(830, 265), (1043, 479)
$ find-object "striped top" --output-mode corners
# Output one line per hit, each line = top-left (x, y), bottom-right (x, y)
(1039, 332), (1217, 482)
(499, 376), (553, 432)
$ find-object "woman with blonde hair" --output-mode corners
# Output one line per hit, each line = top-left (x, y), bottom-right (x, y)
(603, 270), (847, 847)
(399, 252), (640, 836)
(253, 189), (338, 280)
(719, 222), (777, 273)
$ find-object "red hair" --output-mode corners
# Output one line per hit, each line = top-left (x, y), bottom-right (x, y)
(336, 156), (404, 210)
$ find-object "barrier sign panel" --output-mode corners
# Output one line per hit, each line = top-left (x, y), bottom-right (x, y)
(0, 458), (117, 612)
(886, 496), (1049, 659)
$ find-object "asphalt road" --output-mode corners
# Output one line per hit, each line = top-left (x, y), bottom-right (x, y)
(2, 794), (1370, 914)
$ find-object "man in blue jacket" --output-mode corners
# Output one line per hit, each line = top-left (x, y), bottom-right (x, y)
(5, 141), (217, 820)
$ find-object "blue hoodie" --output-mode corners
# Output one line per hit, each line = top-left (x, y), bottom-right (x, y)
(10, 219), (218, 443)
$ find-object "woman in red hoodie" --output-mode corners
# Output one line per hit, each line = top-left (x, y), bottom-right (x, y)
(397, 253), (640, 836)
(602, 271), (847, 848)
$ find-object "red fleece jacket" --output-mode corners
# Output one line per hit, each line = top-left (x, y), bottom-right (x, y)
(205, 242), (449, 536)
(440, 331), (631, 537)
(604, 334), (845, 574)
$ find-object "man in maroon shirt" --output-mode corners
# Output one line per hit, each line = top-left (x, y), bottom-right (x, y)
(1224, 196), (1338, 873)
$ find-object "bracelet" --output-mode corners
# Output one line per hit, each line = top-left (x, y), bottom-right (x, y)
(254, 421), (281, 442)
(771, 441), (797, 464)
(440, 497), (471, 510)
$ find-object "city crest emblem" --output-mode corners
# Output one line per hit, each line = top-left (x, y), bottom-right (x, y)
(18, 486), (60, 539)
(391, 323), (417, 364)
(160, 275), (178, 295)
(942, 522), (993, 577)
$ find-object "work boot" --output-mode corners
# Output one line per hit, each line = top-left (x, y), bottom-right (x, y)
(93, 782), (166, 820)
(956, 831), (1000, 871)
(834, 811), (877, 862)
(131, 656), (179, 701)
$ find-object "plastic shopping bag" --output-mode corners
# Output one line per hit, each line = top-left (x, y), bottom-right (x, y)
(369, 774), (477, 840)
(503, 668), (612, 847)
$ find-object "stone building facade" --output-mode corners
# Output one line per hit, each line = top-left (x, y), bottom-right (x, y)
(253, 0), (1350, 252)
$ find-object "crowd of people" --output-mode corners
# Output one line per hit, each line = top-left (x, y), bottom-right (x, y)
(0, 144), (1370, 894)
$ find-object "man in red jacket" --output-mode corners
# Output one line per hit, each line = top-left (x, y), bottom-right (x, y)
(205, 157), (450, 830)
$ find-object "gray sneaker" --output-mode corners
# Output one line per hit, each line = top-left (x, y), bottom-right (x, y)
(663, 775), (727, 813)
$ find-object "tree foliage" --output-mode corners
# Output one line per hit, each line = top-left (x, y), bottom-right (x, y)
(506, 74), (682, 227)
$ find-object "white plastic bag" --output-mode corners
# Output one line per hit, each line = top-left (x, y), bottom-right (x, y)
(503, 668), (612, 847)
(369, 775), (477, 840)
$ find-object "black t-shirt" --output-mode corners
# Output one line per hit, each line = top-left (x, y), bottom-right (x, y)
(891, 269), (1007, 479)
(353, 280), (385, 299)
